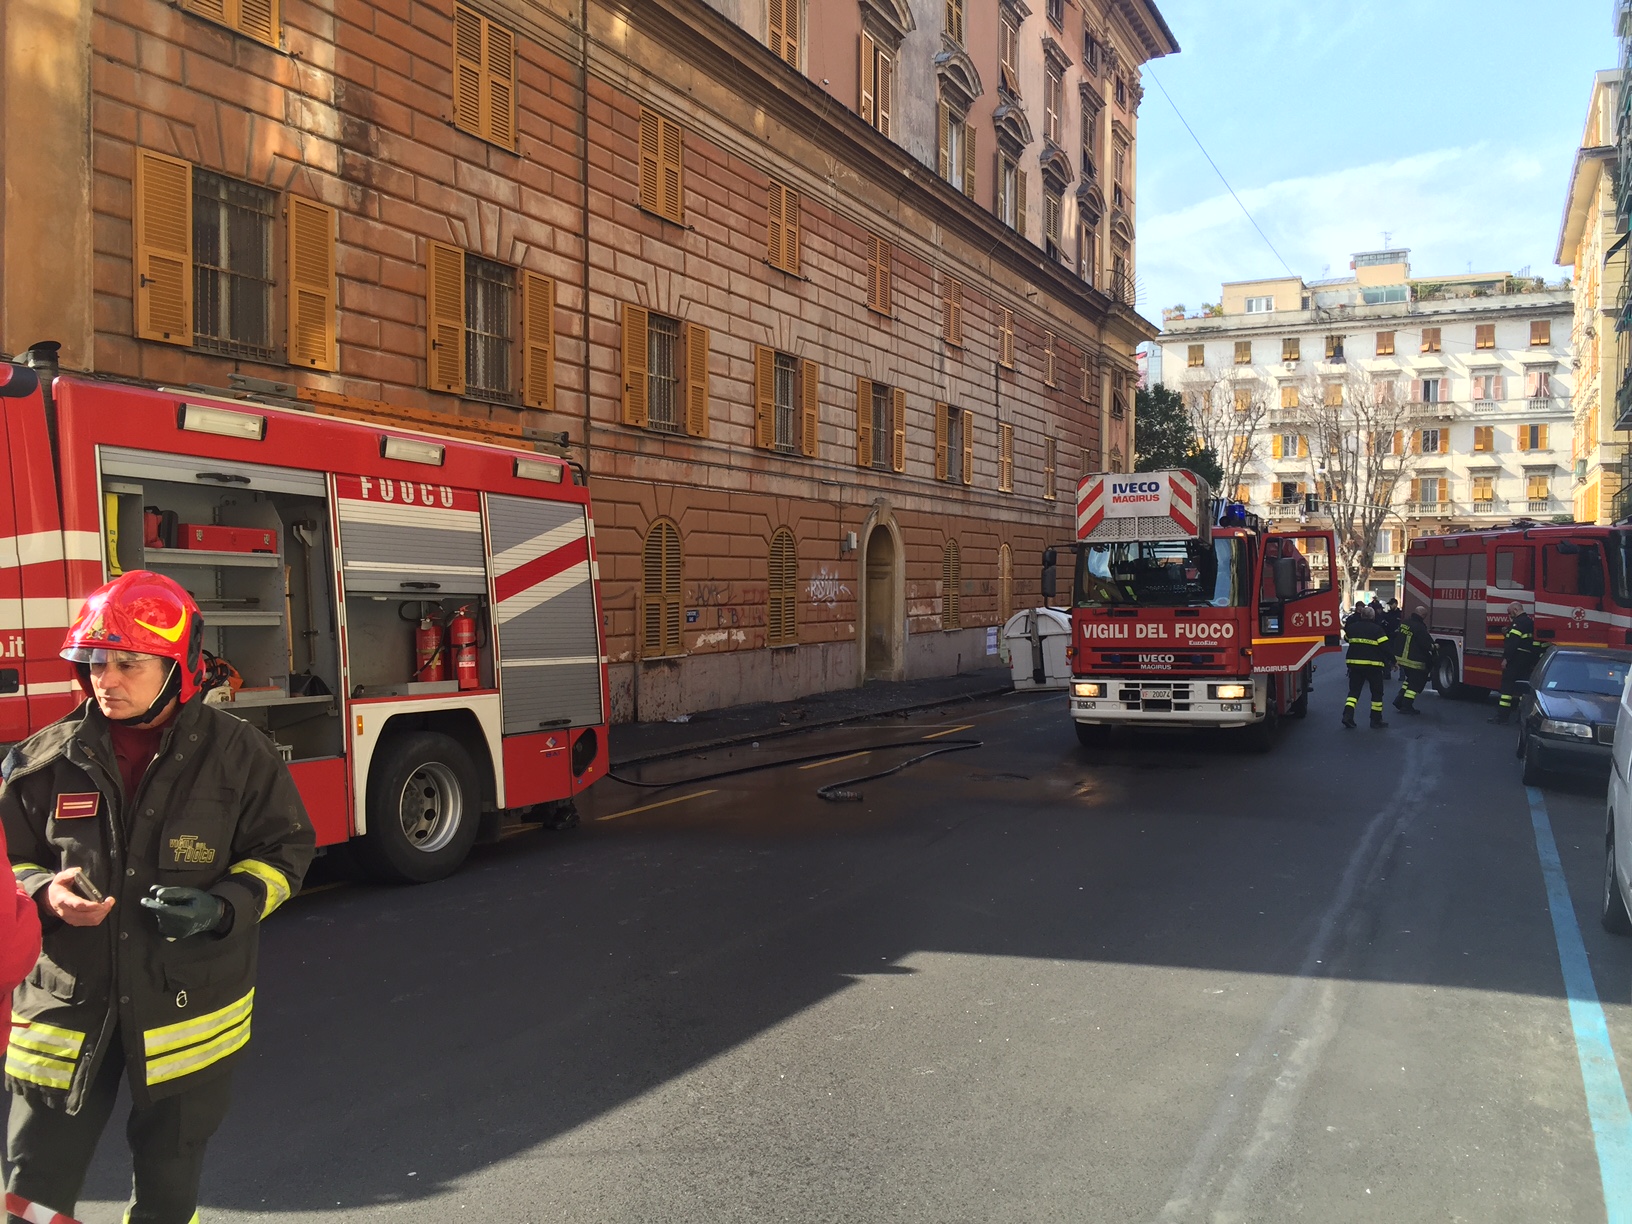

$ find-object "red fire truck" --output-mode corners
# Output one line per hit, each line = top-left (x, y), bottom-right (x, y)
(1405, 522), (1632, 696)
(1063, 470), (1343, 749)
(0, 359), (608, 882)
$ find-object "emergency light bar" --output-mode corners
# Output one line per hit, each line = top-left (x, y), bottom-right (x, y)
(514, 456), (564, 483)
(380, 435), (445, 466)
(178, 403), (267, 441)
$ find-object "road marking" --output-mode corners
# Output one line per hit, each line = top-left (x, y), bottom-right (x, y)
(500, 821), (544, 839)
(294, 881), (348, 898)
(1526, 785), (1632, 1223)
(797, 750), (871, 770)
(921, 724), (975, 740)
(595, 789), (718, 823)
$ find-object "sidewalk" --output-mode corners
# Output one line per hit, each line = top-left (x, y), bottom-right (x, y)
(609, 667), (1016, 766)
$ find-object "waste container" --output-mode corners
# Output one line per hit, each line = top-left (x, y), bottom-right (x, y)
(1000, 607), (1072, 690)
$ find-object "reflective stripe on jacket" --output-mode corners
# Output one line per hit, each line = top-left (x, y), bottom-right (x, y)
(0, 697), (314, 1113)
(1397, 616), (1433, 671)
(1504, 612), (1541, 665)
(1343, 614), (1392, 667)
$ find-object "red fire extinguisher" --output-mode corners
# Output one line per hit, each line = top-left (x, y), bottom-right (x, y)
(448, 605), (478, 690)
(414, 613), (447, 683)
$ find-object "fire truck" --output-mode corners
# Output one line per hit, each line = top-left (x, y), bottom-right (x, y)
(1405, 521), (1632, 696)
(1062, 470), (1343, 749)
(0, 358), (608, 882)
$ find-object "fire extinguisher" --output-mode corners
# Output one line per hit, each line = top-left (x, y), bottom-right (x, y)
(414, 612), (447, 683)
(448, 605), (478, 690)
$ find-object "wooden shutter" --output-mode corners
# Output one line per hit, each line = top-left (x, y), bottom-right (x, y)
(659, 116), (684, 223)
(876, 49), (893, 137)
(943, 278), (963, 346)
(1043, 437), (1057, 500)
(754, 345), (775, 449)
(642, 521), (683, 657)
(891, 387), (906, 472)
(942, 541), (959, 628)
(961, 410), (973, 483)
(768, 529), (797, 646)
(484, 19), (516, 148)
(946, 0), (963, 42)
(1392, 430), (1403, 455)
(237, 0), (276, 45)
(621, 301), (649, 427)
(1539, 424), (1549, 450)
(799, 359), (818, 457)
(998, 422), (1013, 491)
(520, 271), (554, 408)
(1439, 429), (1449, 454)
(453, 5), (484, 138)
(963, 124), (976, 199)
(684, 322), (710, 437)
(1492, 374), (1505, 401)
(1015, 171), (1027, 238)
(638, 108), (662, 213)
(1298, 435), (1309, 458)
(1044, 333), (1056, 386)
(1531, 320), (1551, 346)
(768, 0), (799, 68)
(426, 241), (465, 395)
(785, 187), (801, 273)
(934, 402), (949, 480)
(1271, 434), (1282, 459)
(767, 182), (785, 270)
(867, 235), (891, 314)
(134, 150), (192, 345)
(856, 375), (873, 466)
(999, 308), (1014, 368)
(1410, 479), (1420, 503)
(937, 102), (951, 179)
(859, 33), (876, 124)
(286, 195), (337, 370)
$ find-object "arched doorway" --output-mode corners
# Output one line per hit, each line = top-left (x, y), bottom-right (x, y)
(864, 524), (899, 678)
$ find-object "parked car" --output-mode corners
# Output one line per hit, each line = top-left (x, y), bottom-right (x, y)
(1599, 660), (1632, 934)
(1516, 648), (1632, 787)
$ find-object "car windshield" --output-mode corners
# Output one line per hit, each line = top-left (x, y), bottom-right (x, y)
(1074, 538), (1247, 608)
(1540, 656), (1632, 697)
(1613, 531), (1632, 607)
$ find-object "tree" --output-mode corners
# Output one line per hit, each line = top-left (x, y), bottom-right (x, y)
(1182, 367), (1271, 498)
(1293, 368), (1419, 602)
(1135, 383), (1221, 486)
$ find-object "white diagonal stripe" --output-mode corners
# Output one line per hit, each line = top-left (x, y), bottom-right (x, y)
(490, 520), (585, 576)
(495, 566), (590, 624)
(502, 655), (601, 668)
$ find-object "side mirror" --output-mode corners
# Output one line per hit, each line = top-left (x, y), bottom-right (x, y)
(1041, 561), (1058, 600)
(1273, 556), (1300, 601)
(0, 364), (40, 400)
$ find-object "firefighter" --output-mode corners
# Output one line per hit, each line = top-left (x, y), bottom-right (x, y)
(1, 572), (314, 1224)
(1392, 604), (1435, 716)
(1491, 601), (1542, 724)
(1376, 599), (1403, 680)
(1342, 602), (1391, 729)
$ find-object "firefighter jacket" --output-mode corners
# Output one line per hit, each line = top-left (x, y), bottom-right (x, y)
(1343, 613), (1391, 667)
(1503, 612), (1541, 667)
(1397, 614), (1434, 672)
(0, 697), (314, 1114)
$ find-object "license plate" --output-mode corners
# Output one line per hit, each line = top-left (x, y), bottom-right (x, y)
(1142, 688), (1172, 700)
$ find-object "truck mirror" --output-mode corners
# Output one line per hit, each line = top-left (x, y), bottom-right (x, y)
(0, 364), (40, 400)
(1042, 548), (1057, 569)
(1274, 556), (1300, 601)
(1041, 562), (1058, 600)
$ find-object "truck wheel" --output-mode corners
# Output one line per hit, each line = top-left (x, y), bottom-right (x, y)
(1434, 647), (1465, 699)
(1603, 814), (1632, 935)
(1290, 669), (1310, 719)
(1242, 683), (1280, 753)
(358, 732), (482, 884)
(1074, 722), (1111, 749)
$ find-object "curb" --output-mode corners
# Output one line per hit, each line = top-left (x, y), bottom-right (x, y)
(609, 681), (1019, 768)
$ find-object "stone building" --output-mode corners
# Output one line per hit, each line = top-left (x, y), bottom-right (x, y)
(0, 0), (1175, 720)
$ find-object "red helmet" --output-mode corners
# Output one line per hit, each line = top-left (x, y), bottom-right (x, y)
(62, 571), (207, 704)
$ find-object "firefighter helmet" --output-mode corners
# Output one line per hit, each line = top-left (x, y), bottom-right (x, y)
(62, 571), (207, 705)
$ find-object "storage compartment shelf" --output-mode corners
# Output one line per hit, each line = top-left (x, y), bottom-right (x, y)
(221, 692), (334, 709)
(143, 548), (282, 569)
(206, 611), (283, 626)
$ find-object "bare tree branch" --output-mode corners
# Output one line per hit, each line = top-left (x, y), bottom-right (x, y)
(1184, 367), (1272, 497)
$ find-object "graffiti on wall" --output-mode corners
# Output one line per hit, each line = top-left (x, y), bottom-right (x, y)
(808, 567), (850, 607)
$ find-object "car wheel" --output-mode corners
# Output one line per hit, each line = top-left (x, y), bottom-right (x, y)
(1521, 733), (1547, 789)
(1603, 815), (1632, 935)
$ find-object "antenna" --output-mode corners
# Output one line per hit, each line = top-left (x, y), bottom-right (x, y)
(1382, 231), (1392, 247)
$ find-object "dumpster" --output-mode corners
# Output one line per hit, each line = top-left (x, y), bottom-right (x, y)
(1001, 607), (1072, 690)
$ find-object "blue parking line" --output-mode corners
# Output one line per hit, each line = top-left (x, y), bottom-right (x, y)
(1527, 785), (1632, 1223)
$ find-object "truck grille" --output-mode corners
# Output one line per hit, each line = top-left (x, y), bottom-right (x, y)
(1115, 681), (1196, 713)
(1094, 652), (1228, 673)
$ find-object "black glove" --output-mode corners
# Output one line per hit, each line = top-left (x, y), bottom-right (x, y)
(140, 885), (226, 940)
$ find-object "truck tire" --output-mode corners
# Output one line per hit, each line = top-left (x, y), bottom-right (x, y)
(1074, 722), (1112, 749)
(1290, 666), (1310, 718)
(1603, 813), (1632, 935)
(1242, 682), (1280, 753)
(358, 732), (482, 884)
(1434, 646), (1465, 699)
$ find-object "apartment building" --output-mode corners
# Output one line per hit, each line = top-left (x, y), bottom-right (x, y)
(0, 0), (1175, 720)
(1158, 252), (1573, 600)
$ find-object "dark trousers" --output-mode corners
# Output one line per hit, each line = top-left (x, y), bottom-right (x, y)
(1498, 658), (1536, 713)
(1344, 665), (1385, 722)
(7, 1028), (232, 1224)
(1396, 663), (1430, 706)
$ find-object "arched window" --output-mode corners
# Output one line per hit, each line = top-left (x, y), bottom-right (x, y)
(642, 518), (683, 657)
(999, 543), (1013, 621)
(942, 539), (961, 629)
(768, 528), (798, 647)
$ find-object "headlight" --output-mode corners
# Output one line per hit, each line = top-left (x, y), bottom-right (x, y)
(1072, 681), (1105, 698)
(1539, 718), (1594, 740)
(1211, 683), (1249, 700)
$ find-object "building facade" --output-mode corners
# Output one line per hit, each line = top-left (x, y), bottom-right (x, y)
(1159, 253), (1573, 600)
(0, 0), (1176, 721)
(1556, 68), (1627, 525)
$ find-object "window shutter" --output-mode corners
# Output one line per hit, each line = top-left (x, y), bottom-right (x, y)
(961, 410), (973, 483)
(183, 0), (229, 25)
(1518, 427), (1529, 452)
(1298, 435), (1308, 458)
(1439, 430), (1449, 454)
(856, 376), (873, 466)
(963, 123), (976, 199)
(621, 301), (649, 427)
(1392, 430), (1403, 455)
(784, 186), (800, 273)
(453, 5), (484, 138)
(859, 33), (876, 124)
(934, 402), (949, 480)
(1015, 171), (1027, 238)
(1271, 434), (1282, 459)
(1044, 333), (1056, 386)
(876, 49), (893, 137)
(484, 19), (516, 148)
(1493, 374), (1504, 400)
(638, 109), (662, 213)
(659, 116), (684, 223)
(1410, 479), (1420, 503)
(767, 181), (784, 270)
(519, 271), (555, 409)
(684, 322), (710, 437)
(800, 359), (818, 456)
(1539, 424), (1549, 450)
(999, 422), (1013, 491)
(237, 0), (277, 45)
(999, 308), (1014, 368)
(426, 241), (466, 395)
(754, 345), (775, 449)
(937, 102), (950, 179)
(286, 195), (337, 370)
(782, 0), (799, 67)
(943, 278), (963, 346)
(891, 387), (906, 472)
(134, 150), (192, 345)
(867, 235), (891, 314)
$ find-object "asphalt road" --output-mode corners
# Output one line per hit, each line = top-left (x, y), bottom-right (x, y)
(58, 670), (1632, 1222)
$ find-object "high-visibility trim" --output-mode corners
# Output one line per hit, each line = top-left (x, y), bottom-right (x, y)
(10, 1021), (84, 1060)
(6, 1046), (74, 1090)
(144, 988), (254, 1059)
(11, 862), (48, 881)
(1347, 659), (1385, 667)
(229, 859), (292, 918)
(145, 1013), (251, 1086)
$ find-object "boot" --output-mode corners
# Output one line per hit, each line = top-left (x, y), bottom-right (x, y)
(1392, 692), (1406, 710)
(1401, 703), (1420, 716)
(1342, 710), (1357, 729)
(1371, 718), (1388, 729)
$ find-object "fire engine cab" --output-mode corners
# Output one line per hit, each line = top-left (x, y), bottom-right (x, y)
(1405, 521), (1632, 697)
(1065, 470), (1343, 749)
(0, 360), (609, 882)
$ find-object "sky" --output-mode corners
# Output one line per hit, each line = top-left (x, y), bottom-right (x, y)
(1134, 0), (1618, 318)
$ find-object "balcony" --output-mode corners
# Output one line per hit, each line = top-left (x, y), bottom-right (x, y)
(1409, 501), (1452, 517)
(1527, 396), (1556, 412)
(1406, 399), (1456, 419)
(1616, 370), (1632, 431)
(1372, 552), (1404, 570)
(1109, 270), (1136, 307)
(1473, 399), (1500, 414)
(1528, 498), (1554, 513)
